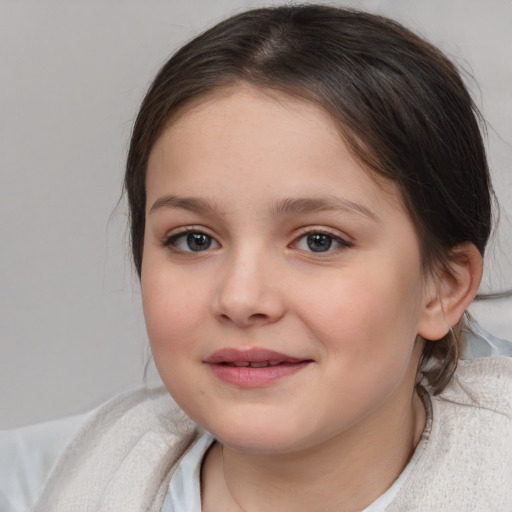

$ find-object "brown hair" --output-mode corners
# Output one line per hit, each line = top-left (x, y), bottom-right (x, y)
(125, 5), (493, 393)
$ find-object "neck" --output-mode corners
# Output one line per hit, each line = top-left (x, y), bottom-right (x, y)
(202, 387), (426, 512)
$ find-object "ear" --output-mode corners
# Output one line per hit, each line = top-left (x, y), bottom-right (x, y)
(418, 243), (483, 340)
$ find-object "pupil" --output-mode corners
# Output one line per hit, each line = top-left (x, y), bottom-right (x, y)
(187, 233), (211, 251)
(307, 233), (332, 252)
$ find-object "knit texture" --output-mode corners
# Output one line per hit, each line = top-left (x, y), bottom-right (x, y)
(33, 387), (199, 512)
(387, 357), (512, 511)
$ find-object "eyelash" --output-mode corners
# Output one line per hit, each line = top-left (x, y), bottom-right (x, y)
(162, 228), (353, 254)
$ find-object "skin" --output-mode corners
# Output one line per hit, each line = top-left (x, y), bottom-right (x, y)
(141, 86), (443, 511)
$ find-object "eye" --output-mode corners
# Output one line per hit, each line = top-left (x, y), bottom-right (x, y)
(164, 230), (219, 252)
(294, 232), (351, 253)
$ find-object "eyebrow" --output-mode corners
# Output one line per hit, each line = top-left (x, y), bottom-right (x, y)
(149, 194), (377, 221)
(149, 195), (219, 215)
(271, 196), (378, 221)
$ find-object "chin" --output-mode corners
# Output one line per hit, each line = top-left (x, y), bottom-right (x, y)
(205, 416), (318, 455)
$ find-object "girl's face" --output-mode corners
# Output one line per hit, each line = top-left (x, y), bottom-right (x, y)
(142, 86), (435, 453)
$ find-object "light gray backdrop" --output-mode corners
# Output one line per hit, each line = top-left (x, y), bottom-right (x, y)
(1, 0), (511, 429)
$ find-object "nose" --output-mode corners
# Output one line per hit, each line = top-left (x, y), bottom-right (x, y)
(212, 248), (286, 328)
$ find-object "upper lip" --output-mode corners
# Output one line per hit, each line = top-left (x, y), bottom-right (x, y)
(204, 348), (308, 364)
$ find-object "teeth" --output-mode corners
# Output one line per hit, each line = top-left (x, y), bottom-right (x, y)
(249, 361), (269, 368)
(225, 361), (285, 368)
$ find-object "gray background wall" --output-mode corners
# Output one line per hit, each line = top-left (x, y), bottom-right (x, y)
(1, 0), (511, 429)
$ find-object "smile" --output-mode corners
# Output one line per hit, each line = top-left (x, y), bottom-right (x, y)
(204, 348), (312, 387)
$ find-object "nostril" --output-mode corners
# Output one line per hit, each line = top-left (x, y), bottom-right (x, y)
(249, 313), (268, 321)
(217, 311), (272, 326)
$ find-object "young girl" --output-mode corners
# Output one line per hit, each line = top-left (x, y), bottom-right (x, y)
(3, 4), (512, 511)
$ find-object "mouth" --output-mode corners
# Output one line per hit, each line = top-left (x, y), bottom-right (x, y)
(220, 360), (295, 368)
(204, 348), (312, 387)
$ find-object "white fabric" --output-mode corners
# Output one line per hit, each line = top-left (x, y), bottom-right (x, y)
(0, 412), (90, 512)
(30, 386), (199, 512)
(462, 320), (512, 358)
(162, 432), (214, 512)
(388, 357), (512, 511)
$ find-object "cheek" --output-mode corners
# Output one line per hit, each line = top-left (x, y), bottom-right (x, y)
(141, 261), (205, 362)
(297, 261), (424, 366)
(141, 266), (211, 415)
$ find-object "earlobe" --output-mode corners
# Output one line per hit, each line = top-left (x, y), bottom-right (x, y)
(418, 243), (483, 340)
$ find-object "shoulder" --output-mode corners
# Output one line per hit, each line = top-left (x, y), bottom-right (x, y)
(0, 386), (197, 512)
(388, 357), (512, 511)
(431, 357), (512, 458)
(0, 412), (91, 512)
(437, 356), (512, 417)
(33, 385), (199, 512)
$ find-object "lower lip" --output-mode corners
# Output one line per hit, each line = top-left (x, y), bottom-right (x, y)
(206, 362), (310, 387)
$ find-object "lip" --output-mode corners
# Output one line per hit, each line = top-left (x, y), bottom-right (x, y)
(204, 348), (312, 387)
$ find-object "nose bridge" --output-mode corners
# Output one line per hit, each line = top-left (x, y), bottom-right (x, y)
(214, 239), (284, 326)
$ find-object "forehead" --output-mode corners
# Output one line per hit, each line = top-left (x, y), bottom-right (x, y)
(146, 85), (404, 214)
